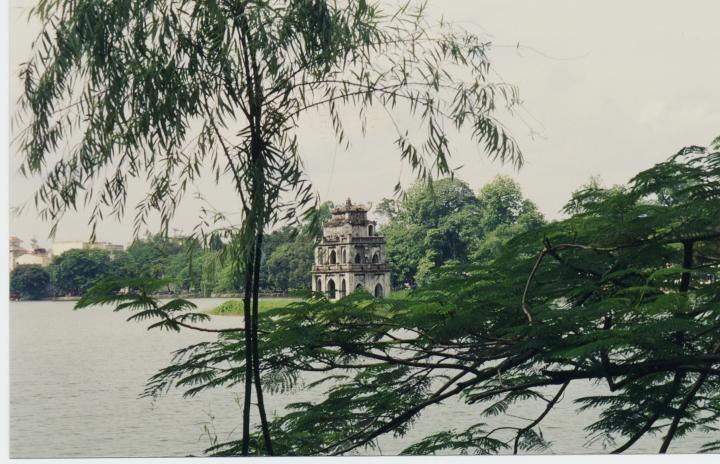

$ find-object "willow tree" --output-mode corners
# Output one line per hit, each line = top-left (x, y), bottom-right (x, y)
(17, 0), (523, 455)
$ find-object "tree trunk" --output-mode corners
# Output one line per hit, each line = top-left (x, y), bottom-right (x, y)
(251, 232), (274, 454)
(658, 240), (696, 453)
(241, 250), (255, 455)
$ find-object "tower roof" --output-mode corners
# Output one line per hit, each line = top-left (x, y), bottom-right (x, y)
(331, 198), (369, 214)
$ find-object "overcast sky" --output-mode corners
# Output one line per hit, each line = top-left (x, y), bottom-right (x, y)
(8, 0), (720, 248)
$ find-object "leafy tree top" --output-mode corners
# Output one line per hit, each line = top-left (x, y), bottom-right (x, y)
(380, 175), (543, 285)
(477, 175), (541, 232)
(10, 265), (51, 300)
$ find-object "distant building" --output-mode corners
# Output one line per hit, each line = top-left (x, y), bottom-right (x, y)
(9, 236), (28, 270)
(10, 236), (51, 269)
(14, 248), (51, 268)
(312, 199), (391, 300)
(9, 237), (126, 270)
(51, 241), (125, 257)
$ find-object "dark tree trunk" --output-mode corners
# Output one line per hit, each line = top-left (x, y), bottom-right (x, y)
(241, 250), (255, 455)
(658, 240), (696, 453)
(251, 232), (274, 454)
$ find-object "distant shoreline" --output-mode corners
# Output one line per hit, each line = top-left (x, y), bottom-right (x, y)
(10, 293), (293, 303)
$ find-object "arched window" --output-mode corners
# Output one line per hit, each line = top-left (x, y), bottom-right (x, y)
(327, 279), (336, 299)
(341, 279), (347, 298)
(316, 279), (322, 292)
(342, 248), (347, 264)
(329, 250), (337, 264)
(368, 225), (374, 236)
(355, 253), (362, 264)
(374, 283), (384, 298)
(372, 252), (380, 264)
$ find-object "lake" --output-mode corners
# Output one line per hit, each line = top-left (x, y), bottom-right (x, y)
(9, 300), (712, 457)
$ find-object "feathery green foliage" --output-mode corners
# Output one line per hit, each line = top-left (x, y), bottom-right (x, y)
(87, 144), (720, 455)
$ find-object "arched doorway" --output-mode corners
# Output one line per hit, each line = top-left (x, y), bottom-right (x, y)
(327, 279), (336, 299)
(316, 279), (322, 292)
(355, 283), (364, 291)
(329, 250), (337, 264)
(374, 283), (384, 298)
(372, 252), (380, 264)
(341, 279), (347, 298)
(355, 253), (362, 264)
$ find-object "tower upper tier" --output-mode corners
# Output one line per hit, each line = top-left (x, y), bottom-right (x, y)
(322, 198), (379, 239)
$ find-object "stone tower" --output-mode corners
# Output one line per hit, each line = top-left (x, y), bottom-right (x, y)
(312, 199), (391, 300)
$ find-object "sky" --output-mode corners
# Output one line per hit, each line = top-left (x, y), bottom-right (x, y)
(7, 0), (720, 248)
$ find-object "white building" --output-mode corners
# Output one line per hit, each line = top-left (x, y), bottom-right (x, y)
(312, 199), (391, 300)
(9, 238), (126, 270)
(14, 250), (52, 267)
(10, 236), (53, 269)
(51, 240), (124, 257)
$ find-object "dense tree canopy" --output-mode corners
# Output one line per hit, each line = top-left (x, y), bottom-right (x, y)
(264, 238), (314, 292)
(10, 265), (51, 300)
(260, 202), (331, 292)
(14, 183), (542, 297)
(381, 176), (543, 286)
(19, 210), (329, 299)
(470, 176), (544, 262)
(120, 234), (184, 281)
(50, 249), (114, 296)
(80, 142), (720, 455)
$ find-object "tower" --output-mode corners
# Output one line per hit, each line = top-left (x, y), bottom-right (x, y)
(312, 199), (391, 300)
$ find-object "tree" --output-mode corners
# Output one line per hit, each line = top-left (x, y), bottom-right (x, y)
(265, 240), (315, 291)
(20, 0), (524, 454)
(476, 176), (542, 233)
(260, 202), (331, 292)
(383, 177), (481, 285)
(374, 198), (399, 223)
(257, 226), (298, 290)
(208, 234), (225, 252)
(100, 142), (719, 456)
(49, 249), (113, 296)
(381, 176), (542, 286)
(165, 248), (209, 293)
(120, 234), (184, 281)
(10, 265), (51, 300)
(469, 176), (544, 261)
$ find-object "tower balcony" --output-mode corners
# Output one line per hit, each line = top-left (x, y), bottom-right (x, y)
(312, 263), (391, 273)
(320, 235), (386, 244)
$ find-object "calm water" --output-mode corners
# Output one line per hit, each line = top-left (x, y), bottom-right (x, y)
(9, 300), (714, 457)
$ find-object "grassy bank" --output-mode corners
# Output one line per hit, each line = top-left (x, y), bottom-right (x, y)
(207, 290), (409, 316)
(205, 298), (299, 316)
